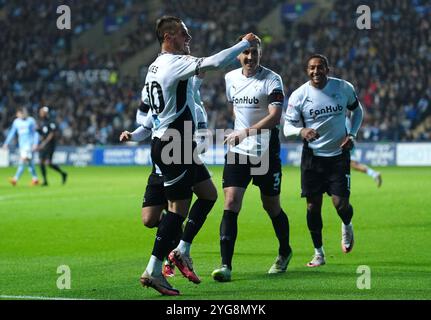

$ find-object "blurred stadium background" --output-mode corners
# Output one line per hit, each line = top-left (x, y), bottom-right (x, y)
(0, 0), (429, 148)
(1, 0), (431, 301)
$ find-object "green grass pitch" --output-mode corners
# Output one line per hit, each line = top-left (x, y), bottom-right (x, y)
(1, 165), (431, 300)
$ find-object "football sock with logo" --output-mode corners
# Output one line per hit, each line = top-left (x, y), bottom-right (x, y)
(168, 222), (183, 253)
(182, 199), (216, 244)
(152, 211), (185, 261)
(270, 209), (292, 257)
(307, 208), (323, 249)
(220, 210), (239, 270)
(337, 204), (354, 226)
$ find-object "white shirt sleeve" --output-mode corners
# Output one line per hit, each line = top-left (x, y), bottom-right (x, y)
(283, 91), (304, 137)
(225, 74), (233, 103)
(267, 74), (285, 107)
(130, 125), (152, 142)
(174, 40), (250, 80)
(348, 102), (364, 137)
(343, 80), (359, 109)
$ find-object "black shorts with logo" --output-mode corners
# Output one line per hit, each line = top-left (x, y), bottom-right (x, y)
(222, 149), (282, 197)
(151, 137), (211, 201)
(300, 145), (351, 198)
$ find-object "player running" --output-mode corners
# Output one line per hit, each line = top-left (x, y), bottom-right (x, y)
(211, 35), (292, 282)
(2, 108), (40, 186)
(284, 54), (364, 267)
(120, 74), (209, 278)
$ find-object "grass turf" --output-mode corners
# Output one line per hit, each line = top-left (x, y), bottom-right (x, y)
(1, 165), (430, 300)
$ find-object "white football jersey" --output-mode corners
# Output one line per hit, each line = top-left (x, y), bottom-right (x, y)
(191, 76), (207, 127)
(141, 40), (249, 139)
(137, 75), (206, 134)
(141, 54), (202, 139)
(225, 66), (284, 156)
(285, 77), (359, 157)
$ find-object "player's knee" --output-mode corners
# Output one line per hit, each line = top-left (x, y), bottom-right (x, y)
(332, 197), (349, 213)
(141, 208), (160, 228)
(335, 201), (350, 213)
(224, 195), (241, 212)
(262, 201), (281, 217)
(307, 202), (320, 214)
(194, 180), (218, 201)
(203, 183), (218, 201)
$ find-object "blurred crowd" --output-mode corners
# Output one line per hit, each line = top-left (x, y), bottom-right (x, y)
(0, 0), (145, 145)
(195, 0), (430, 142)
(0, 0), (429, 145)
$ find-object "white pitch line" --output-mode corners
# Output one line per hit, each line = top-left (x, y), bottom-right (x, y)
(0, 295), (93, 300)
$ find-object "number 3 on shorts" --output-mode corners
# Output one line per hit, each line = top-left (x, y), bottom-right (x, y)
(273, 172), (281, 191)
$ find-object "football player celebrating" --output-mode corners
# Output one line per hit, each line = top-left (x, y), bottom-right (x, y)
(284, 54), (364, 267)
(120, 73), (209, 279)
(212, 35), (292, 282)
(136, 15), (257, 295)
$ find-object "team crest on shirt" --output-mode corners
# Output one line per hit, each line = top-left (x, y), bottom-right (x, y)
(331, 93), (342, 101)
(254, 84), (262, 92)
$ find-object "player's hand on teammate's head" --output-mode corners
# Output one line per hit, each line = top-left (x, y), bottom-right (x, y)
(243, 33), (258, 45)
(300, 128), (320, 142)
(119, 131), (132, 142)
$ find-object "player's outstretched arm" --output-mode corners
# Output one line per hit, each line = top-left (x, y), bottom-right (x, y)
(198, 33), (256, 72)
(119, 131), (132, 142)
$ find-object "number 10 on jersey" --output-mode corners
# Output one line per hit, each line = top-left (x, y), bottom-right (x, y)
(146, 81), (165, 114)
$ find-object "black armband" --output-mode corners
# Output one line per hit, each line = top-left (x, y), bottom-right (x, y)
(268, 89), (284, 105)
(347, 98), (359, 111)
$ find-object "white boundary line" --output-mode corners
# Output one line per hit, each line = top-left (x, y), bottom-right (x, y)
(0, 295), (93, 300)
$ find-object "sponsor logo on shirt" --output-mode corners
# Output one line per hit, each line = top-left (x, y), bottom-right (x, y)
(232, 96), (260, 105)
(310, 104), (343, 118)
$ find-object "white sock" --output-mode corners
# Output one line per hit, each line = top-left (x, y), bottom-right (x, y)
(315, 247), (325, 257)
(177, 240), (191, 256)
(366, 167), (377, 177)
(145, 255), (163, 276)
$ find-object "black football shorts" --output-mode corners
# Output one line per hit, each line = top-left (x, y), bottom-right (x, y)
(300, 146), (351, 198)
(151, 137), (211, 201)
(222, 150), (282, 196)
